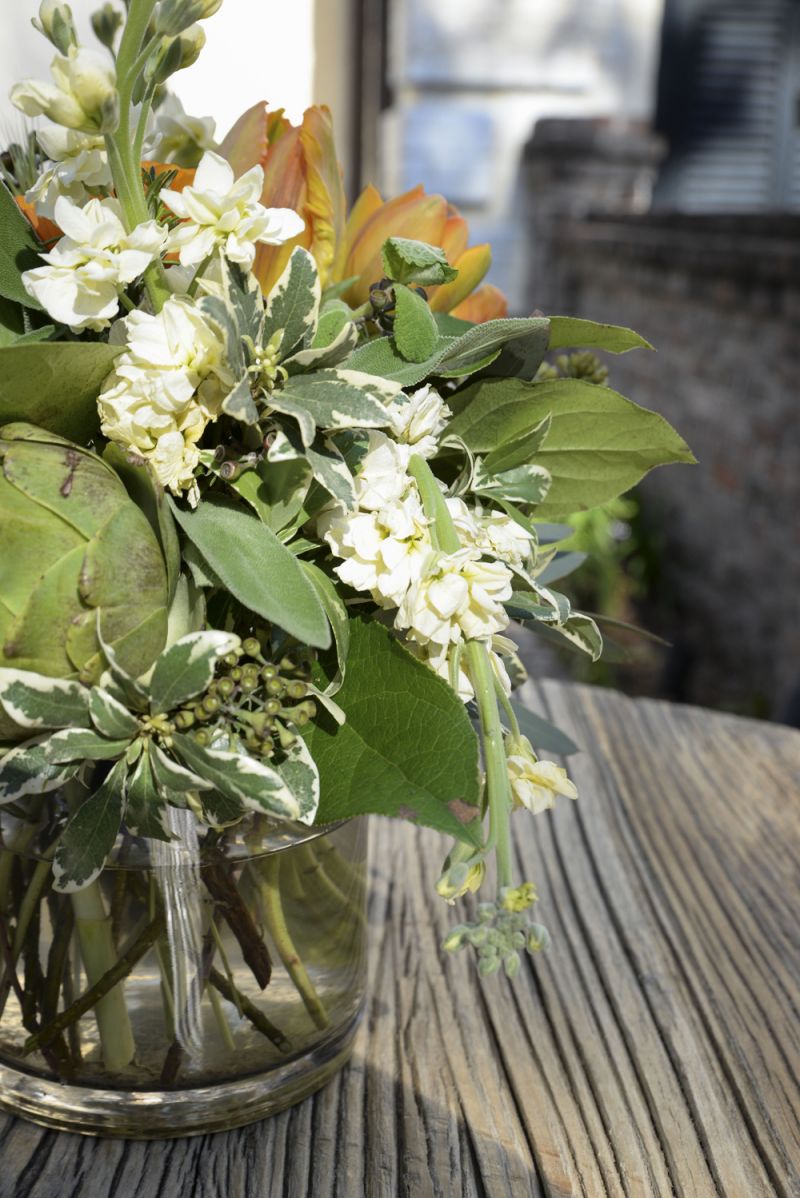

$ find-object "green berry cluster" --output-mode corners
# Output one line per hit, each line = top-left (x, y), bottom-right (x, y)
(535, 350), (609, 387)
(442, 886), (551, 979)
(173, 636), (317, 758)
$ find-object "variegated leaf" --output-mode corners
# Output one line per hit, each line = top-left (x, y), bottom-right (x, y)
(280, 371), (393, 434)
(222, 374), (260, 425)
(197, 293), (246, 376)
(44, 727), (131, 763)
(300, 562), (349, 695)
(262, 247), (321, 360)
(148, 631), (241, 715)
(0, 670), (91, 731)
(474, 461), (552, 505)
(0, 736), (79, 803)
(125, 748), (173, 841)
(172, 733), (301, 821)
(275, 735), (320, 825)
(149, 742), (214, 793)
(268, 427), (356, 508)
(89, 687), (139, 739)
(52, 759), (127, 893)
(284, 318), (358, 373)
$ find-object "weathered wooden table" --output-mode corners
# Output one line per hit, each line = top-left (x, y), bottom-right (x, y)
(1, 680), (798, 1198)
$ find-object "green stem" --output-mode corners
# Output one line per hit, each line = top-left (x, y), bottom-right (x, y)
(70, 883), (137, 1071)
(408, 453), (515, 894)
(253, 855), (330, 1029)
(466, 641), (514, 891)
(23, 913), (163, 1058)
(208, 983), (236, 1053)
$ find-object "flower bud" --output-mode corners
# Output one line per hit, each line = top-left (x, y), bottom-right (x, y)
(478, 955), (502, 978)
(503, 952), (521, 979)
(526, 923), (551, 953)
(11, 46), (118, 133)
(500, 882), (538, 913)
(242, 637), (261, 657)
(33, 1), (78, 54)
(435, 859), (484, 903)
(90, 2), (123, 51)
(149, 25), (206, 84)
(442, 926), (468, 953)
(155, 0), (223, 37)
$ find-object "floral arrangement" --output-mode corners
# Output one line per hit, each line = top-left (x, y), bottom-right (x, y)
(0, 0), (693, 1079)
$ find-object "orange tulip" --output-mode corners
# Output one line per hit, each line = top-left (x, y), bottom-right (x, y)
(220, 102), (508, 320)
(141, 162), (197, 194)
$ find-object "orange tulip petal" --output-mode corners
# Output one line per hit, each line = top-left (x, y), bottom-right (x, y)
(219, 101), (270, 177)
(300, 105), (347, 288)
(14, 196), (60, 246)
(252, 122), (311, 295)
(344, 188), (448, 305)
(440, 211), (469, 263)
(338, 184), (383, 278)
(451, 283), (509, 324)
(429, 243), (492, 313)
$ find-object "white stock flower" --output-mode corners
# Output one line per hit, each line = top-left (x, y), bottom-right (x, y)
(98, 295), (232, 499)
(353, 431), (411, 511)
(11, 47), (118, 132)
(26, 126), (111, 219)
(446, 497), (534, 569)
(506, 739), (578, 815)
(397, 547), (512, 648)
(144, 93), (216, 166)
(319, 492), (432, 609)
(406, 637), (513, 703)
(161, 149), (305, 269)
(21, 196), (167, 331)
(388, 384), (451, 458)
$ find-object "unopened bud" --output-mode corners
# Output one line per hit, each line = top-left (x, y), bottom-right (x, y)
(216, 677), (235, 698)
(174, 710), (195, 729)
(503, 952), (521, 979)
(442, 926), (468, 953)
(12, 46), (119, 133)
(33, 1), (78, 54)
(155, 0), (222, 37)
(242, 637), (261, 657)
(90, 3), (123, 51)
(478, 955), (502, 978)
(526, 923), (551, 953)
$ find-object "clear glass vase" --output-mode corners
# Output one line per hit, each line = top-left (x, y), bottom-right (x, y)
(0, 800), (367, 1138)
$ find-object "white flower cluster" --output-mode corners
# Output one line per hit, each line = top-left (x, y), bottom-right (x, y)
(319, 387), (533, 701)
(98, 296), (233, 500)
(144, 94), (217, 167)
(22, 196), (166, 332)
(161, 150), (305, 271)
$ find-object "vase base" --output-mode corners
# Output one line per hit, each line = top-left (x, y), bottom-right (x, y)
(0, 1004), (363, 1139)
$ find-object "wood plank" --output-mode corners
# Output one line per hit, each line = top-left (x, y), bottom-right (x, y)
(0, 681), (797, 1197)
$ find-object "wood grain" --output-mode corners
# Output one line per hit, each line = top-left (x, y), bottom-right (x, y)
(0, 681), (798, 1198)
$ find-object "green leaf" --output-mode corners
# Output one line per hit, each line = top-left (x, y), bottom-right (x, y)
(103, 444), (181, 604)
(483, 415), (551, 473)
(0, 736), (79, 803)
(44, 727), (131, 763)
(268, 426), (356, 508)
(393, 283), (439, 362)
(300, 562), (349, 693)
(0, 181), (43, 308)
(170, 496), (331, 649)
(303, 619), (482, 845)
(535, 551), (587, 585)
(381, 237), (458, 287)
(511, 700), (579, 756)
(0, 670), (91, 730)
(437, 318), (551, 378)
(53, 760), (127, 892)
(586, 611), (670, 648)
(89, 686), (140, 738)
(0, 343), (119, 441)
(448, 377), (695, 517)
(221, 374), (259, 425)
(262, 247), (321, 359)
(548, 317), (653, 354)
(231, 457), (311, 536)
(125, 748), (173, 841)
(149, 630), (240, 715)
(172, 734), (305, 821)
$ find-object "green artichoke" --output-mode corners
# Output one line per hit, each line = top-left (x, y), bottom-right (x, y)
(0, 423), (169, 707)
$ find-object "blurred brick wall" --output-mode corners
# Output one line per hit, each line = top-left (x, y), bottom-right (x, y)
(537, 212), (800, 718)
